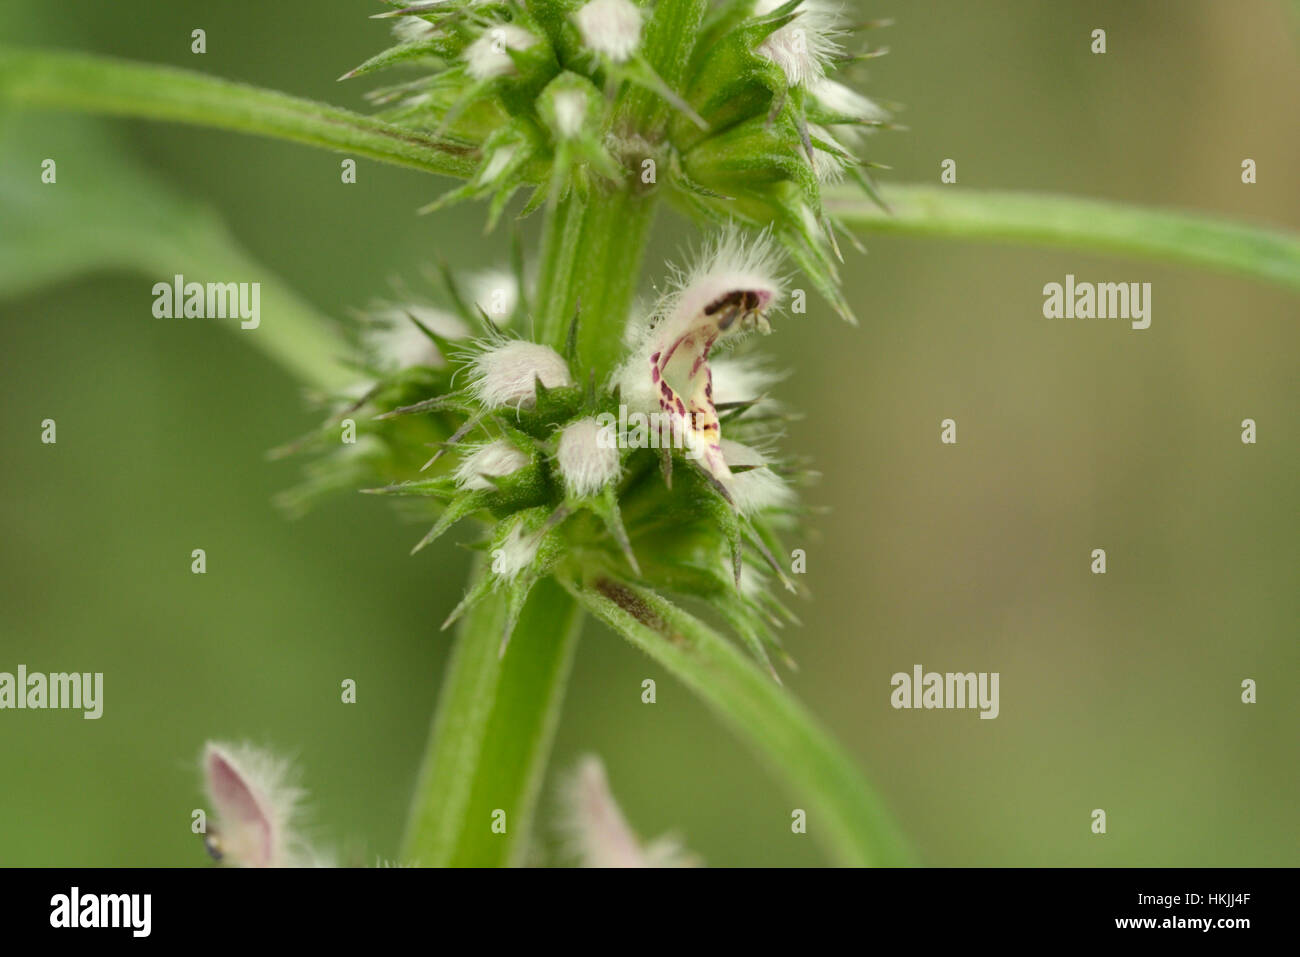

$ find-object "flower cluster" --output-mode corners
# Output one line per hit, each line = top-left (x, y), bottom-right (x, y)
(346, 0), (891, 318)
(285, 228), (804, 675)
(280, 0), (893, 677)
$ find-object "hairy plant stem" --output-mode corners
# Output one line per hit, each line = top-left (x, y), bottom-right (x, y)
(829, 184), (1300, 293)
(0, 48), (479, 179)
(401, 575), (581, 866)
(400, 0), (711, 862)
(534, 187), (657, 373)
(402, 165), (659, 866)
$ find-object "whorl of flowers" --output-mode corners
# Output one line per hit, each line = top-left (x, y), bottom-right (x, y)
(282, 1), (892, 676)
(344, 0), (892, 318)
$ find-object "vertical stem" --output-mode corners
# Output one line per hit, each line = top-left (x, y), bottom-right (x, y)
(616, 0), (707, 138)
(532, 0), (707, 376)
(534, 187), (657, 375)
(401, 576), (582, 866)
(402, 0), (712, 865)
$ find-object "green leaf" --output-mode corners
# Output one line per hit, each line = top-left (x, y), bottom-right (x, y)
(566, 575), (914, 867)
(0, 111), (353, 392)
(401, 574), (582, 866)
(828, 184), (1300, 294)
(0, 47), (479, 181)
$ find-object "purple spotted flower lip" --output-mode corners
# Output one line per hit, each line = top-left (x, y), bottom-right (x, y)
(619, 228), (785, 486)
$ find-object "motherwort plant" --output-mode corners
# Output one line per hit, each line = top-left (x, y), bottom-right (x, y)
(6, 0), (909, 867)
(286, 0), (907, 867)
(6, 0), (1300, 871)
(315, 0), (893, 662)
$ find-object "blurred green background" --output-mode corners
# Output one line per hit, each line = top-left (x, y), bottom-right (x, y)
(1, 0), (1296, 866)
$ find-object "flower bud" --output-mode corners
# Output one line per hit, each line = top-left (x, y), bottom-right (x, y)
(201, 742), (323, 868)
(556, 416), (621, 497)
(465, 24), (539, 81)
(454, 439), (531, 490)
(470, 340), (572, 410)
(574, 0), (643, 64)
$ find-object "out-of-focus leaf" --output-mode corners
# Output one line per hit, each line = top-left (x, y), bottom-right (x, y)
(0, 110), (352, 391)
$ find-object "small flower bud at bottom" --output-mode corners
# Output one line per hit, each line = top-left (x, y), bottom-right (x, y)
(202, 742), (319, 868)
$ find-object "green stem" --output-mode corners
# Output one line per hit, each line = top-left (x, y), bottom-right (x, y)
(532, 0), (705, 373)
(534, 187), (657, 373)
(566, 576), (913, 867)
(829, 184), (1300, 294)
(401, 575), (582, 866)
(615, 0), (707, 137)
(0, 47), (478, 179)
(405, 148), (660, 866)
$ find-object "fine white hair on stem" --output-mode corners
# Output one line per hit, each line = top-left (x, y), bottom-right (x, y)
(558, 755), (696, 867)
(754, 0), (845, 87)
(720, 439), (795, 515)
(574, 0), (643, 63)
(465, 24), (538, 81)
(202, 741), (316, 868)
(454, 439), (530, 490)
(556, 416), (621, 497)
(469, 340), (572, 410)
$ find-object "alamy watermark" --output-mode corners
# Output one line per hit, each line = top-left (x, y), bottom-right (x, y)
(1042, 274), (1151, 330)
(152, 273), (260, 329)
(891, 664), (999, 719)
(595, 405), (706, 460)
(50, 887), (150, 937)
(0, 665), (103, 719)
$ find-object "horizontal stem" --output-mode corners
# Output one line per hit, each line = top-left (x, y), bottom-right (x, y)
(0, 47), (478, 180)
(567, 576), (913, 867)
(829, 184), (1300, 293)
